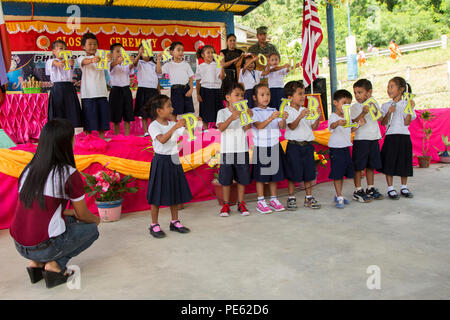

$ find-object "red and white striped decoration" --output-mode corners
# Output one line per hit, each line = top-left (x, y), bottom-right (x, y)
(301, 0), (323, 87)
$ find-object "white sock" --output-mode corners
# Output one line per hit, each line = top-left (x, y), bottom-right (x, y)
(270, 196), (277, 201)
(367, 185), (374, 189)
(387, 186), (395, 192)
(355, 187), (362, 192)
(401, 184), (407, 190)
(257, 196), (265, 202)
(337, 196), (344, 201)
(306, 195), (312, 199)
(288, 195), (296, 200)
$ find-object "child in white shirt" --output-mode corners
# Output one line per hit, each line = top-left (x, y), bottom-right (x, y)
(76, 33), (110, 139)
(328, 89), (365, 208)
(46, 40), (82, 128)
(266, 53), (291, 110)
(239, 55), (268, 109)
(284, 80), (321, 210)
(380, 76), (417, 199)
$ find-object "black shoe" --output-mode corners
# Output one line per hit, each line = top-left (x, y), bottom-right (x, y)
(366, 187), (384, 200)
(170, 220), (190, 233)
(26, 267), (44, 284)
(149, 224), (166, 238)
(42, 269), (74, 289)
(400, 188), (414, 198)
(387, 189), (400, 200)
(353, 189), (372, 203)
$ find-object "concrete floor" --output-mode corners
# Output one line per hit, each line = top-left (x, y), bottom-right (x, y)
(1, 164), (450, 299)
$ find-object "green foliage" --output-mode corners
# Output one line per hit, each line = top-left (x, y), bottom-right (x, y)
(236, 0), (449, 59)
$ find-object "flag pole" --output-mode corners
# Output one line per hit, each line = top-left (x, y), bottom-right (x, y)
(308, 24), (314, 94)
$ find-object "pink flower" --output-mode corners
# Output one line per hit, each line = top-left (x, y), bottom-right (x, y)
(114, 172), (120, 181)
(101, 181), (110, 193)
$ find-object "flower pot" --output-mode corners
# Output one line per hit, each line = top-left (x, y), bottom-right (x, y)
(417, 156), (432, 168)
(212, 181), (238, 206)
(95, 198), (123, 222)
(439, 156), (450, 164)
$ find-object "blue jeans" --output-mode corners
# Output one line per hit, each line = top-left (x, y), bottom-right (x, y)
(14, 216), (99, 271)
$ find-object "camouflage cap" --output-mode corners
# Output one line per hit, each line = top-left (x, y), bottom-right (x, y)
(256, 26), (268, 34)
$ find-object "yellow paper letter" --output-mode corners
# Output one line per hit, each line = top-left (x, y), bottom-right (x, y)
(403, 93), (416, 116)
(257, 53), (267, 66)
(343, 104), (357, 128)
(278, 98), (291, 118)
(233, 100), (255, 126)
(305, 95), (320, 120)
(363, 97), (382, 121)
(96, 50), (108, 70)
(213, 53), (224, 68)
(181, 113), (198, 141)
(142, 39), (153, 57)
(120, 47), (133, 66)
(58, 50), (72, 71)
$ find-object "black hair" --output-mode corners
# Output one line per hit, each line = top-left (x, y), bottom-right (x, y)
(226, 34), (237, 40)
(284, 80), (304, 98)
(18, 119), (76, 209)
(137, 43), (155, 62)
(389, 76), (412, 94)
(142, 94), (170, 121)
(253, 83), (269, 98)
(269, 52), (280, 59)
(81, 32), (98, 47)
(242, 55), (256, 73)
(196, 45), (216, 59)
(353, 79), (372, 91)
(169, 41), (184, 51)
(51, 40), (67, 50)
(110, 42), (123, 52)
(223, 82), (245, 96)
(333, 89), (353, 102)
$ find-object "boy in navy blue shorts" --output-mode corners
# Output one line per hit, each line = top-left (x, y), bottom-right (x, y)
(328, 90), (365, 209)
(351, 79), (384, 202)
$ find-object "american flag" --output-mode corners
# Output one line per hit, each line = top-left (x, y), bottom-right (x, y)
(301, 0), (323, 87)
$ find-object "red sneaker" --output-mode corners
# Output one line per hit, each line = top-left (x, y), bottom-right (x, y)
(237, 201), (250, 216)
(219, 203), (231, 217)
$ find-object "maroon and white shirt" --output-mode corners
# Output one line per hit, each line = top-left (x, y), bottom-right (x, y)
(10, 166), (85, 246)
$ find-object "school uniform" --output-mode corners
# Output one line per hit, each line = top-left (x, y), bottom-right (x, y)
(285, 106), (317, 182)
(195, 62), (222, 123)
(251, 107), (286, 182)
(162, 60), (194, 115)
(45, 58), (82, 127)
(216, 108), (252, 186)
(328, 112), (354, 180)
(109, 63), (134, 123)
(147, 120), (192, 206)
(134, 60), (160, 118)
(76, 55), (111, 132)
(380, 100), (416, 177)
(267, 67), (289, 110)
(239, 69), (262, 109)
(350, 101), (382, 171)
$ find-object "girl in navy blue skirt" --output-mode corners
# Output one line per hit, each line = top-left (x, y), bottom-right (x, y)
(380, 77), (416, 200)
(251, 84), (289, 214)
(195, 45), (223, 130)
(143, 94), (192, 238)
(46, 40), (82, 128)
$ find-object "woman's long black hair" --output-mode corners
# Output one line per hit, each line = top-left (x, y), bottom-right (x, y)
(19, 119), (76, 209)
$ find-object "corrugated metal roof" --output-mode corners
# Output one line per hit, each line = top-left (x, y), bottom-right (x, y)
(3, 0), (266, 16)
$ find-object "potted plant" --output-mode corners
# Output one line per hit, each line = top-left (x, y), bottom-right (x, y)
(208, 150), (238, 206)
(434, 135), (450, 163)
(82, 166), (138, 222)
(416, 109), (434, 168)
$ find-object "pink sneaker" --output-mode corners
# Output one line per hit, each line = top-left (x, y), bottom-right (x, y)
(256, 200), (273, 214)
(269, 198), (286, 212)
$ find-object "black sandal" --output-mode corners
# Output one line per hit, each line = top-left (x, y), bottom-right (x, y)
(387, 189), (400, 200)
(26, 266), (45, 284)
(170, 220), (190, 234)
(400, 188), (414, 198)
(149, 224), (166, 238)
(42, 269), (74, 289)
